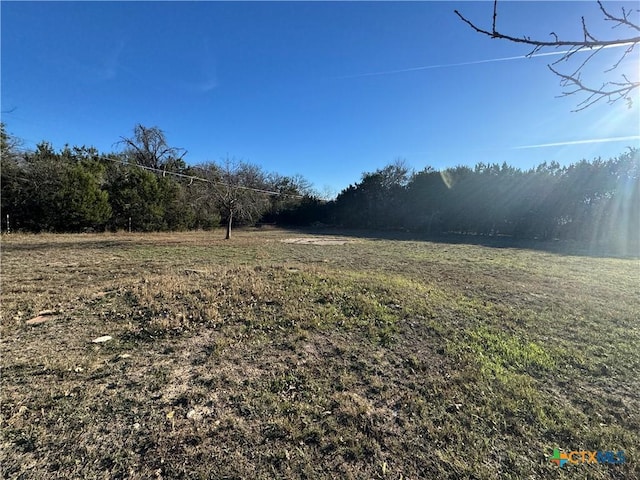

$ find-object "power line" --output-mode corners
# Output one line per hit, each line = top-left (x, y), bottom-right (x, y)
(93, 154), (304, 199)
(4, 134), (305, 198)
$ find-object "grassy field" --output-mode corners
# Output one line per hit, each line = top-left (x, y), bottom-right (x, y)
(1, 229), (638, 479)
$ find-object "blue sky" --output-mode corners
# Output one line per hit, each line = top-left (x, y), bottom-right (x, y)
(2, 1), (638, 196)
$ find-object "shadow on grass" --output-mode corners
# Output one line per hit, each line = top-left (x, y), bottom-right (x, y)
(292, 226), (640, 259)
(1, 238), (135, 252)
(2, 228), (638, 259)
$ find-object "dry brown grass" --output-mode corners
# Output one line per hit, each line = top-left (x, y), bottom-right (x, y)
(1, 229), (639, 479)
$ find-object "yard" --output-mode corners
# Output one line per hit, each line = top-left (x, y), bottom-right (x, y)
(1, 229), (638, 479)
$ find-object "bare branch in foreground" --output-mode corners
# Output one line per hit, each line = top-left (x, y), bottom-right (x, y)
(455, 1), (640, 110)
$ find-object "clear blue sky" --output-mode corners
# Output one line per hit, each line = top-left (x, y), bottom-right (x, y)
(2, 1), (638, 197)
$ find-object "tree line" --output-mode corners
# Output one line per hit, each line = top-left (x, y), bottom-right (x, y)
(1, 124), (311, 237)
(301, 154), (638, 254)
(1, 123), (638, 253)
(271, 153), (639, 254)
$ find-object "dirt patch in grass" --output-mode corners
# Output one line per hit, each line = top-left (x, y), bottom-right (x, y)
(1, 229), (638, 479)
(282, 237), (353, 245)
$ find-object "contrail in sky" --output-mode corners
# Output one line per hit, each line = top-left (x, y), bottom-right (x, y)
(512, 135), (640, 150)
(336, 43), (635, 79)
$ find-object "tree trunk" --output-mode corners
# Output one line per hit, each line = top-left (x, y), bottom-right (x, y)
(225, 211), (233, 240)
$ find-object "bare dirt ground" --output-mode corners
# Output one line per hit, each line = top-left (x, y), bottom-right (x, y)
(281, 237), (353, 245)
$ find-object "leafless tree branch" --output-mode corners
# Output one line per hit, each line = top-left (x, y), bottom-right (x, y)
(455, 1), (640, 110)
(116, 124), (187, 170)
(598, 0), (640, 32)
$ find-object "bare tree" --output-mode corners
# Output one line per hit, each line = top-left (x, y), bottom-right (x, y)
(194, 158), (269, 239)
(455, 1), (639, 110)
(118, 124), (187, 170)
(1, 122), (24, 160)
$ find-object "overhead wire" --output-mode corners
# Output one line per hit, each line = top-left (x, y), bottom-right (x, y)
(4, 135), (305, 198)
(92, 153), (305, 199)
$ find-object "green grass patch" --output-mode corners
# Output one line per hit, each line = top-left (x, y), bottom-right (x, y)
(450, 326), (556, 378)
